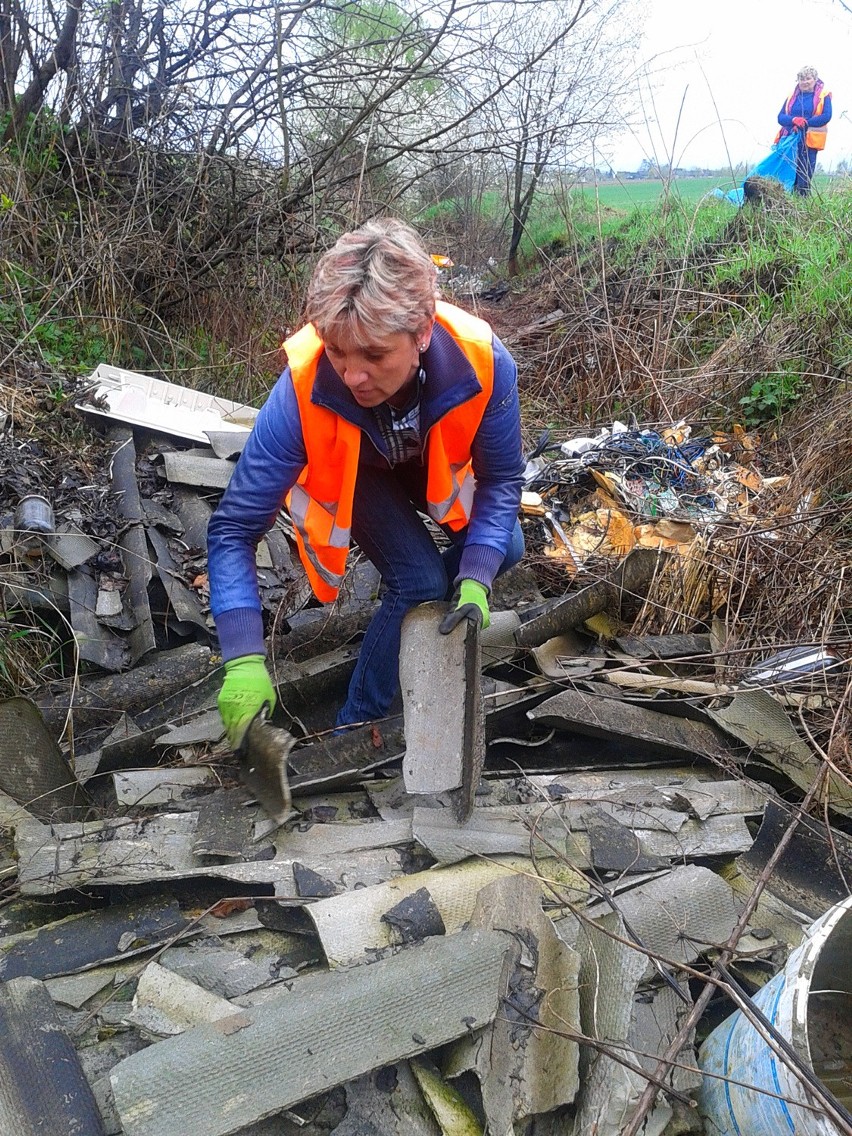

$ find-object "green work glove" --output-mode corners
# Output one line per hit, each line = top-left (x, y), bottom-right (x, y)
(438, 579), (490, 634)
(217, 655), (276, 749)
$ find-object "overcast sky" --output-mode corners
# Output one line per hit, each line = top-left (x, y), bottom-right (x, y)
(601, 0), (852, 171)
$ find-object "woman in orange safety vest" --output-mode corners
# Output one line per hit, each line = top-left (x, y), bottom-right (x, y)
(776, 65), (832, 196)
(208, 219), (525, 744)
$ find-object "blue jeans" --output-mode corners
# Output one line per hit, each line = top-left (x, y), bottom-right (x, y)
(336, 462), (525, 726)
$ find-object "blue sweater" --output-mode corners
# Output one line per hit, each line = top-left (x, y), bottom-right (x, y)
(778, 89), (832, 142)
(207, 319), (525, 660)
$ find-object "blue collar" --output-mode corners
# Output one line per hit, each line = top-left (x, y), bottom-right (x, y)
(310, 322), (485, 440)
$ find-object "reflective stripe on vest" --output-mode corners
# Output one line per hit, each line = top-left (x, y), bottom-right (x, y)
(283, 302), (494, 602)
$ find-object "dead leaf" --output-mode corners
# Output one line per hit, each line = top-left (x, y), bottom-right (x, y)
(208, 898), (254, 918)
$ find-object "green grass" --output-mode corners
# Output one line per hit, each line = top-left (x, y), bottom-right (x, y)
(574, 176), (730, 208)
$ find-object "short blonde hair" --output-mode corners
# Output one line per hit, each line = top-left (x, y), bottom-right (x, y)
(305, 219), (437, 346)
(797, 66), (819, 81)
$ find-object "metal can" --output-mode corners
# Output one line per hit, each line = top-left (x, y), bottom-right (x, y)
(15, 494), (55, 535)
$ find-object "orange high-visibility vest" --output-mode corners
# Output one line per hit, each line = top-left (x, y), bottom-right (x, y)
(777, 87), (831, 150)
(284, 301), (495, 602)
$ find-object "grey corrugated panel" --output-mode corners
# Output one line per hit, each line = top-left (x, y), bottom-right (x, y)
(45, 522), (100, 570)
(307, 856), (580, 968)
(67, 566), (131, 671)
(0, 697), (82, 819)
(127, 961), (236, 1036)
(528, 688), (731, 761)
(0, 899), (191, 980)
(587, 864), (739, 978)
(111, 929), (510, 1136)
(15, 809), (410, 898)
(0, 976), (106, 1135)
(169, 486), (213, 550)
(146, 525), (208, 630)
(113, 768), (217, 808)
(159, 939), (272, 1000)
(709, 689), (852, 817)
(109, 427), (156, 663)
(446, 873), (581, 1129)
(334, 1066), (441, 1135)
(412, 802), (593, 868)
(161, 449), (234, 489)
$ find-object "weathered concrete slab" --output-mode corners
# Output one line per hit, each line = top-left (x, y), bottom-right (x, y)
(0, 976), (106, 1135)
(446, 873), (581, 1128)
(111, 929), (510, 1136)
(400, 603), (484, 820)
(529, 687), (732, 761)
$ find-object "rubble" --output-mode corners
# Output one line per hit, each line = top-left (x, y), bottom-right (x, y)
(1, 385), (850, 1134)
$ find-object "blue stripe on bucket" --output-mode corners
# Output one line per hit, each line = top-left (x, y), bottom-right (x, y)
(722, 1015), (743, 1136)
(767, 980), (796, 1133)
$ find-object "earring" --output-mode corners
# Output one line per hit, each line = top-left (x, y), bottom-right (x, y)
(419, 343), (428, 352)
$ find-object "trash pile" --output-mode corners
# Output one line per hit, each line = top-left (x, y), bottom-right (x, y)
(1, 369), (851, 1136)
(521, 419), (780, 577)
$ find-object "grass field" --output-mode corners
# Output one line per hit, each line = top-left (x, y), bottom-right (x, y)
(574, 175), (729, 208)
(573, 172), (844, 209)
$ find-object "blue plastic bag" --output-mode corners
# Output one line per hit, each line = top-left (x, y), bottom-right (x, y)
(720, 132), (799, 204)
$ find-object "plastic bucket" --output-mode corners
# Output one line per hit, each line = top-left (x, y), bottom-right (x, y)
(699, 894), (852, 1135)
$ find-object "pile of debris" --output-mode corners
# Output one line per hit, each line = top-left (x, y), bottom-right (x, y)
(1, 366), (851, 1136)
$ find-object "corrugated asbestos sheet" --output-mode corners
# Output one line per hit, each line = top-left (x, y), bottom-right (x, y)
(0, 976), (106, 1135)
(111, 929), (510, 1136)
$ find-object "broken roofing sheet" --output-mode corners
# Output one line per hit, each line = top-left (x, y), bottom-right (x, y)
(2, 392), (851, 1133)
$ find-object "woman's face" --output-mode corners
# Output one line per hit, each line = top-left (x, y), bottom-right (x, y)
(798, 74), (817, 92)
(323, 323), (431, 408)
